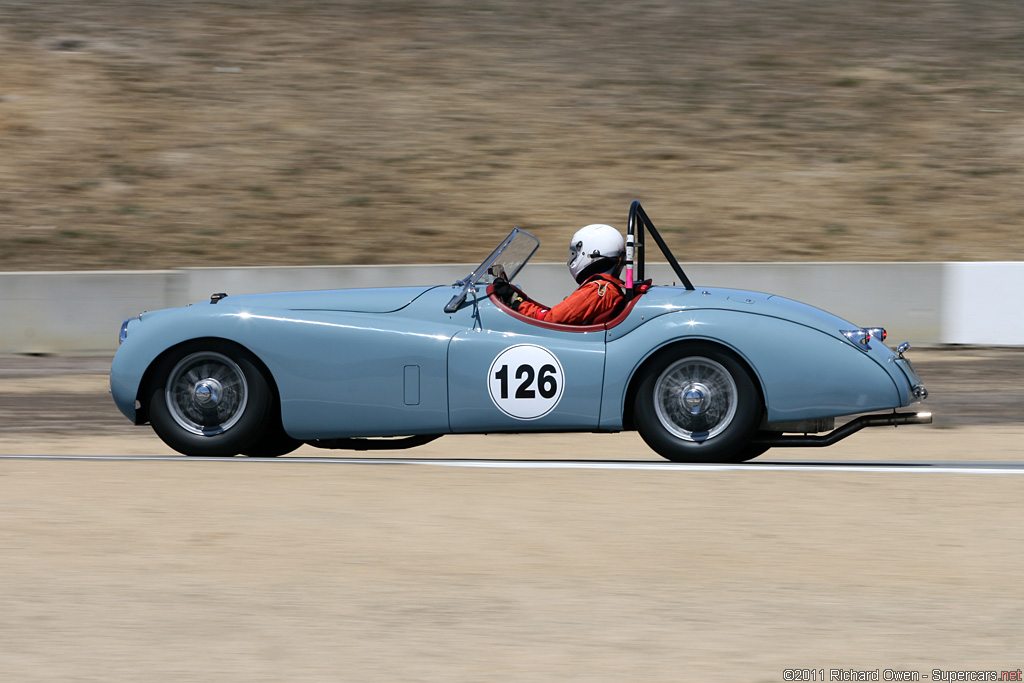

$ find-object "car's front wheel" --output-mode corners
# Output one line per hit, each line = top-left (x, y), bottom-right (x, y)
(147, 341), (274, 457)
(634, 344), (763, 463)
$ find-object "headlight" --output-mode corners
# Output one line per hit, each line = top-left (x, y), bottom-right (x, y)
(119, 315), (141, 345)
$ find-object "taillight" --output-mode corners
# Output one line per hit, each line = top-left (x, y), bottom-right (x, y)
(865, 327), (887, 342)
(841, 327), (887, 348)
(841, 329), (871, 346)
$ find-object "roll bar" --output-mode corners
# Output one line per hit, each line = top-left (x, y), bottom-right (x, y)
(625, 201), (694, 298)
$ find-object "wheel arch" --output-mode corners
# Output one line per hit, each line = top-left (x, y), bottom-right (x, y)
(136, 336), (283, 425)
(620, 338), (767, 431)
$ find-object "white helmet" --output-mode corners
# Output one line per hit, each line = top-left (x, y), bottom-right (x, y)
(567, 223), (625, 284)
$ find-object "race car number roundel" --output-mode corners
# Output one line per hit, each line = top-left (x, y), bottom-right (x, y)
(487, 344), (565, 420)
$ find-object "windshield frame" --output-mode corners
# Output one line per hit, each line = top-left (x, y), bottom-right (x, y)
(444, 227), (540, 313)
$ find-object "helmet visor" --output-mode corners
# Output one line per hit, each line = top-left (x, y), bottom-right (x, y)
(567, 240), (583, 267)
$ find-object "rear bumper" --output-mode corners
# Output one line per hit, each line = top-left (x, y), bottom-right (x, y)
(894, 356), (928, 404)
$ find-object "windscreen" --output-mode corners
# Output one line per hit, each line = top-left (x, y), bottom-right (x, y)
(468, 228), (540, 286)
(444, 228), (539, 313)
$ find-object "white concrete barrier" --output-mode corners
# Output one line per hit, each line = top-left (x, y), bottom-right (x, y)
(651, 262), (943, 346)
(177, 265), (479, 307)
(941, 262), (1024, 345)
(0, 261), (1001, 355)
(0, 271), (186, 355)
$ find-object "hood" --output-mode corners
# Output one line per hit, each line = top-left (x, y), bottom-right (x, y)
(205, 286), (438, 313)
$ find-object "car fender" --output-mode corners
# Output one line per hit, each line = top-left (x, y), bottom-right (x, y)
(111, 290), (465, 438)
(600, 308), (906, 430)
(111, 303), (246, 423)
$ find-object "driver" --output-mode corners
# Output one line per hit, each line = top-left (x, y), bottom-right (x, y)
(493, 223), (627, 325)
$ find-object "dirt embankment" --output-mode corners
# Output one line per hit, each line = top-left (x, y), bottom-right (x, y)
(2, 0), (1024, 271)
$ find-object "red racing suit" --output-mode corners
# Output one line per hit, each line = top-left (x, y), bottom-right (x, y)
(515, 273), (626, 325)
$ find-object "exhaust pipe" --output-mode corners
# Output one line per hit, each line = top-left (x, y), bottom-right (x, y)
(753, 412), (932, 448)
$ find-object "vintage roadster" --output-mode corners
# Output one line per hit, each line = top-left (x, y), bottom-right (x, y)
(110, 201), (930, 462)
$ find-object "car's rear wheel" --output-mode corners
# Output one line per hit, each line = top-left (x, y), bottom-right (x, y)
(147, 341), (274, 457)
(634, 344), (763, 463)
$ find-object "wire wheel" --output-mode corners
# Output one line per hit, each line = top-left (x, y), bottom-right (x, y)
(634, 344), (763, 463)
(148, 341), (279, 457)
(164, 351), (250, 436)
(653, 357), (738, 442)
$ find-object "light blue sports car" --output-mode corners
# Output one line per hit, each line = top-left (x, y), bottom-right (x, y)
(110, 202), (930, 462)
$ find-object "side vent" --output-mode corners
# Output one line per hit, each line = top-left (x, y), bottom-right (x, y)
(404, 365), (421, 405)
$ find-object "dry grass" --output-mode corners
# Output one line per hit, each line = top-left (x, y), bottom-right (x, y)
(1, 0), (1024, 271)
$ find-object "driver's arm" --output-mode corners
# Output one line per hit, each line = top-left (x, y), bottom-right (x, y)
(515, 298), (549, 320)
(523, 279), (623, 325)
(494, 278), (549, 318)
(502, 283), (616, 324)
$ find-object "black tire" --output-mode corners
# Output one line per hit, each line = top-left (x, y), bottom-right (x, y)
(241, 374), (301, 457)
(242, 413), (303, 458)
(734, 439), (774, 462)
(633, 344), (763, 463)
(147, 340), (275, 457)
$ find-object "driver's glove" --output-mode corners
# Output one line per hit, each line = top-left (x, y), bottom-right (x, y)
(493, 278), (525, 311)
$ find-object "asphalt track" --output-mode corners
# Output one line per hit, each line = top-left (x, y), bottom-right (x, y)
(5, 453), (1024, 473)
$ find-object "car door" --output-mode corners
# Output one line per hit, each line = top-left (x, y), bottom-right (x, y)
(447, 295), (607, 432)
